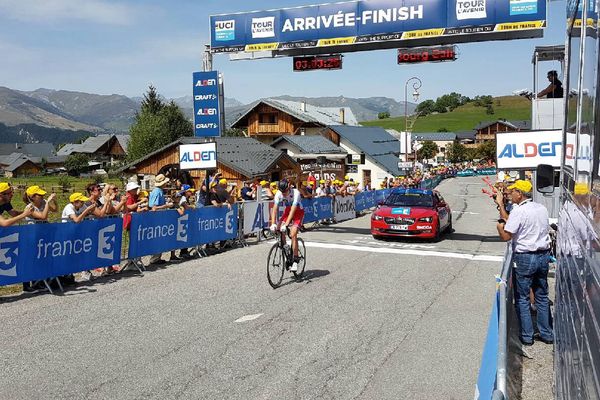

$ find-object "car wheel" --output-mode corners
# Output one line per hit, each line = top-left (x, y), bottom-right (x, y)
(444, 215), (453, 233)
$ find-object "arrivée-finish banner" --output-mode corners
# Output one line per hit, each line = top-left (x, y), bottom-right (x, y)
(210, 0), (546, 53)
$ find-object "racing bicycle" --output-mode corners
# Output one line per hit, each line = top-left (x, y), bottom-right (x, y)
(267, 228), (306, 288)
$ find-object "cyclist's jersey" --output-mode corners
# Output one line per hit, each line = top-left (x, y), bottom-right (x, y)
(274, 188), (303, 209)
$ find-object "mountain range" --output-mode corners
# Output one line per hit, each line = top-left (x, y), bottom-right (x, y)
(0, 86), (416, 145)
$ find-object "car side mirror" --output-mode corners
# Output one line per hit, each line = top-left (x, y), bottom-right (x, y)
(536, 164), (555, 194)
(377, 201), (384, 206)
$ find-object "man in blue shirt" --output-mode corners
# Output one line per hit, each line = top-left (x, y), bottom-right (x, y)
(148, 174), (174, 265)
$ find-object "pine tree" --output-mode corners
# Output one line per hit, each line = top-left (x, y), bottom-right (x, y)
(127, 86), (193, 162)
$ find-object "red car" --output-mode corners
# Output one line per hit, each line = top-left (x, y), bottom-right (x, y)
(371, 188), (452, 241)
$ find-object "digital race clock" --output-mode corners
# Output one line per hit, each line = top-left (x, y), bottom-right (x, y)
(293, 55), (343, 72)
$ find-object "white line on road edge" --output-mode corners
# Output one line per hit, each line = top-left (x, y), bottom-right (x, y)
(452, 211), (481, 215)
(235, 314), (263, 323)
(304, 242), (503, 262)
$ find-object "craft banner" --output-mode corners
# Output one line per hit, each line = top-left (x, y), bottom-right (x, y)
(0, 218), (123, 286)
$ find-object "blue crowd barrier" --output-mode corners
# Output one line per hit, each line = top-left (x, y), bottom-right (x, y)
(1, 180), (455, 288)
(129, 205), (238, 258)
(0, 218), (123, 286)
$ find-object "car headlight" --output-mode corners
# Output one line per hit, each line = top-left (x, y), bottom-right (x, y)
(373, 214), (384, 221)
(418, 216), (434, 223)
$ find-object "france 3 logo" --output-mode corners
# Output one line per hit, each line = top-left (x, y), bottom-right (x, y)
(0, 233), (19, 277)
(215, 19), (235, 41)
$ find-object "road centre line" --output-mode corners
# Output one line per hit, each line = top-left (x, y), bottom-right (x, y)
(304, 241), (503, 262)
(235, 314), (263, 323)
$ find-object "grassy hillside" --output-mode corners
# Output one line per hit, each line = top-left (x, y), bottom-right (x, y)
(361, 95), (531, 132)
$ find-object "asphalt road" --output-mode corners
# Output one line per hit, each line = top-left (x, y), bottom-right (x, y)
(0, 176), (506, 400)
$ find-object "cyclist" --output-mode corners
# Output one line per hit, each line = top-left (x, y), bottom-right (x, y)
(269, 178), (304, 272)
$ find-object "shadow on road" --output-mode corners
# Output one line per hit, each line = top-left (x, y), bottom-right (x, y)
(447, 232), (504, 242)
(277, 269), (331, 288)
(311, 226), (373, 236)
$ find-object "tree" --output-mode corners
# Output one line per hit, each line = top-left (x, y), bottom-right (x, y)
(416, 100), (436, 116)
(437, 127), (449, 132)
(127, 86), (193, 162)
(485, 104), (495, 115)
(477, 140), (497, 161)
(417, 140), (439, 160)
(377, 111), (390, 119)
(224, 128), (246, 137)
(64, 153), (90, 176)
(445, 142), (467, 163)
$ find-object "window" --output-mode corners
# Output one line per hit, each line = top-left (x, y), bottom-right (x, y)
(259, 113), (277, 124)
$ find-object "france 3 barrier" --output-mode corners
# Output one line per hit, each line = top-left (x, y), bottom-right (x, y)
(128, 205), (238, 258)
(0, 218), (123, 286)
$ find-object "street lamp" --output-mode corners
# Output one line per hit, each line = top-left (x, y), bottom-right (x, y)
(404, 77), (422, 167)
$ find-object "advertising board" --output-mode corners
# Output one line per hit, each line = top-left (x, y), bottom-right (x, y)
(496, 130), (562, 169)
(179, 143), (218, 170)
(210, 0), (546, 54)
(193, 71), (221, 137)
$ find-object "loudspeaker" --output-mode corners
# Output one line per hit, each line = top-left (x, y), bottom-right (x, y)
(316, 156), (327, 165)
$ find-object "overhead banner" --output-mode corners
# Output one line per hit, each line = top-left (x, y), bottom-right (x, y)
(210, 0), (546, 53)
(334, 195), (356, 221)
(0, 218), (123, 286)
(193, 71), (221, 137)
(180, 143), (217, 170)
(496, 130), (562, 169)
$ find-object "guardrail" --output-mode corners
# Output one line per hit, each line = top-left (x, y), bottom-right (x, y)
(476, 243), (523, 400)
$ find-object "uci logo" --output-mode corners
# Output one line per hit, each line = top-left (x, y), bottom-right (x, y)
(97, 225), (116, 260)
(0, 233), (19, 277)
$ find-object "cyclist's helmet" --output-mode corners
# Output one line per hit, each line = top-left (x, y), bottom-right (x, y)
(278, 179), (290, 192)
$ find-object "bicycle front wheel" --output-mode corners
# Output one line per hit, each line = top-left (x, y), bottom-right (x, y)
(293, 238), (307, 279)
(267, 244), (285, 288)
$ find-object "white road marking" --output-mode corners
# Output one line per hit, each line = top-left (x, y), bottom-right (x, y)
(452, 211), (481, 215)
(304, 241), (503, 262)
(235, 314), (263, 323)
(343, 239), (436, 249)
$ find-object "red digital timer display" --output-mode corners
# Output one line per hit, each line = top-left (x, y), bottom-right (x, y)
(293, 55), (343, 72)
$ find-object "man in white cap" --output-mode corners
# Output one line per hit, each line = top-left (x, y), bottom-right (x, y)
(148, 174), (174, 265)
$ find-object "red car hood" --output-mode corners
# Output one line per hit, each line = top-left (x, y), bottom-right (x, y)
(374, 205), (436, 219)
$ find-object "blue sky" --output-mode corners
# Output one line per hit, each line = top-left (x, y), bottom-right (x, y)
(0, 0), (566, 104)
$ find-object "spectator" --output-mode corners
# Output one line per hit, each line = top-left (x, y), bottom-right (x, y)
(307, 171), (317, 188)
(316, 180), (327, 197)
(123, 181), (146, 231)
(0, 182), (34, 226)
(85, 183), (111, 218)
(269, 182), (279, 197)
(196, 172), (213, 208)
(210, 181), (232, 210)
(148, 174), (174, 265)
(62, 193), (96, 223)
(100, 184), (127, 215)
(496, 180), (554, 346)
(240, 180), (256, 201)
(259, 180), (273, 201)
(22, 186), (57, 222)
(176, 185), (195, 260)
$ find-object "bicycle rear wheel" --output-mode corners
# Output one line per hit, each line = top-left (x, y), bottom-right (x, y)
(293, 238), (307, 279)
(267, 244), (285, 288)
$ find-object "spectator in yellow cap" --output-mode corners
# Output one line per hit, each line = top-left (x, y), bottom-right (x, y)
(0, 182), (34, 227)
(61, 193), (96, 223)
(22, 185), (57, 222)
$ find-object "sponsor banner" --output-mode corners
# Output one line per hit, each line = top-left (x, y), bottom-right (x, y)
(334, 195), (356, 222)
(129, 210), (192, 258)
(475, 291), (500, 400)
(496, 130), (562, 169)
(0, 218), (122, 286)
(376, 189), (392, 204)
(299, 159), (344, 182)
(179, 143), (217, 170)
(193, 71), (221, 137)
(355, 191), (377, 211)
(210, 0), (546, 52)
(242, 202), (270, 235)
(301, 197), (334, 223)
(192, 205), (238, 244)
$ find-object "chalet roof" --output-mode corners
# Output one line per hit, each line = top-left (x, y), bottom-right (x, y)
(57, 134), (128, 156)
(121, 136), (298, 178)
(328, 125), (401, 176)
(474, 120), (531, 131)
(456, 131), (477, 140)
(231, 99), (359, 128)
(0, 152), (28, 167)
(0, 143), (55, 158)
(115, 135), (130, 153)
(413, 132), (457, 141)
(271, 135), (346, 155)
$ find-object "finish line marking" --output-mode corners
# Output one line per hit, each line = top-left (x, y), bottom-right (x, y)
(235, 314), (263, 323)
(304, 242), (503, 262)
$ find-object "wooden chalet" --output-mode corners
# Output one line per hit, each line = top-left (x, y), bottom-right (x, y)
(57, 134), (129, 166)
(474, 120), (531, 144)
(120, 137), (300, 194)
(230, 99), (359, 144)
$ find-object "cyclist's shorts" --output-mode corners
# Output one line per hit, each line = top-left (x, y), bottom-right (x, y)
(281, 207), (304, 227)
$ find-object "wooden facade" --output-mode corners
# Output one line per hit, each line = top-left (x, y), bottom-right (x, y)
(5, 161), (41, 178)
(475, 121), (526, 144)
(123, 142), (300, 197)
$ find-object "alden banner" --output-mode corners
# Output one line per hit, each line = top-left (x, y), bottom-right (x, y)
(210, 0), (546, 53)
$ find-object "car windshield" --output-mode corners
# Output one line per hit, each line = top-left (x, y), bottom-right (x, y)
(384, 192), (434, 207)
